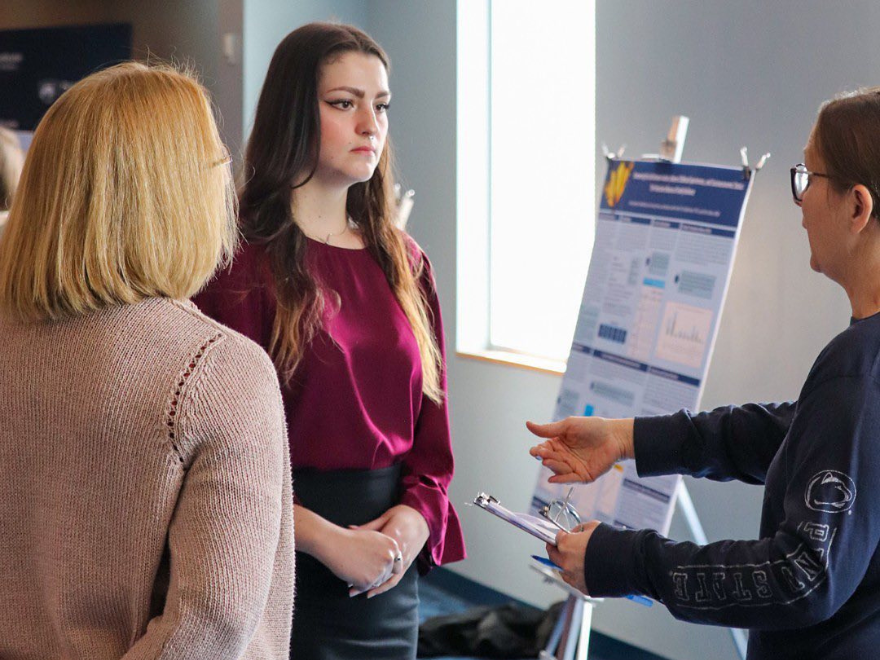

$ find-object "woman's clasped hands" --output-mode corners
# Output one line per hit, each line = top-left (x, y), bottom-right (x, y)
(321, 505), (429, 599)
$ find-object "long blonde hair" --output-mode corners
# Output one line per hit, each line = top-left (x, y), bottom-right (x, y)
(0, 62), (237, 321)
(240, 23), (443, 403)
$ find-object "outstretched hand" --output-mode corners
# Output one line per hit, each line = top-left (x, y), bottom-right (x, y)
(527, 417), (635, 483)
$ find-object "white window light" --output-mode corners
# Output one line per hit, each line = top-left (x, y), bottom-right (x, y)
(457, 0), (596, 368)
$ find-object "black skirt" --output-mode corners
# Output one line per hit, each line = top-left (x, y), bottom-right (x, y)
(290, 464), (419, 660)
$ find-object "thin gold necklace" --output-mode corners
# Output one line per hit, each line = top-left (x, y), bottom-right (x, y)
(322, 222), (348, 244)
(318, 216), (358, 244)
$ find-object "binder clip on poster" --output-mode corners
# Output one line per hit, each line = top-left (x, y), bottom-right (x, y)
(741, 146), (772, 180)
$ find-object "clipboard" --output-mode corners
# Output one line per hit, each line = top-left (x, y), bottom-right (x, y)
(472, 492), (560, 546)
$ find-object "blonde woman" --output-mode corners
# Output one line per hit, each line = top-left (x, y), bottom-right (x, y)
(0, 126), (24, 232)
(0, 63), (294, 659)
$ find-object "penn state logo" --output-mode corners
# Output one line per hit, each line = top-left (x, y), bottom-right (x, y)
(805, 471), (856, 514)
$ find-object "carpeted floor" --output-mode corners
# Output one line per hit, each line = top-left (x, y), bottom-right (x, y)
(417, 568), (670, 660)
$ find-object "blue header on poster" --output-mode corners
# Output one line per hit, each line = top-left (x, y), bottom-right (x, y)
(600, 160), (750, 229)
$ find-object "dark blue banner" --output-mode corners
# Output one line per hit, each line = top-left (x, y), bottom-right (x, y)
(600, 160), (750, 229)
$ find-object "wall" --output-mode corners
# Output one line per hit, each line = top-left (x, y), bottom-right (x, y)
(0, 1), (111, 28)
(367, 2), (880, 659)
(0, 0), (243, 156)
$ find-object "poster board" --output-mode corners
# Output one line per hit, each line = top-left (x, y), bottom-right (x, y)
(531, 159), (754, 534)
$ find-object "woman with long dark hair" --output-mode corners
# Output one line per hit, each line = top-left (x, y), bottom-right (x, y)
(194, 22), (465, 659)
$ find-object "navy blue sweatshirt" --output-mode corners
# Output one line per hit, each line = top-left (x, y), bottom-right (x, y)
(585, 312), (880, 660)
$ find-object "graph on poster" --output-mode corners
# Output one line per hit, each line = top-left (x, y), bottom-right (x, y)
(655, 302), (712, 368)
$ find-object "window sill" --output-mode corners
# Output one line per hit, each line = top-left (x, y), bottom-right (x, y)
(455, 348), (566, 376)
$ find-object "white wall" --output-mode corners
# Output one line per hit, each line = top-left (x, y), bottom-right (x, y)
(366, 2), (880, 659)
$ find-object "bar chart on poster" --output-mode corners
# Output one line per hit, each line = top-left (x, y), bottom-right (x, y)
(531, 158), (755, 535)
(655, 302), (712, 368)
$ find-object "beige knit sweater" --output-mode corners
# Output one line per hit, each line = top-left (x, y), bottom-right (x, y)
(0, 297), (294, 659)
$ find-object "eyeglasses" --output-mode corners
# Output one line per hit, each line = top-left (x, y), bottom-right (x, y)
(539, 487), (582, 532)
(211, 146), (232, 168)
(790, 163), (840, 204)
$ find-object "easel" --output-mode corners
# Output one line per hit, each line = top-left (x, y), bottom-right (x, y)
(536, 118), (768, 660)
(531, 565), (599, 660)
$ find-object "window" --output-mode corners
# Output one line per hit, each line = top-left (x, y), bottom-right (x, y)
(457, 0), (596, 368)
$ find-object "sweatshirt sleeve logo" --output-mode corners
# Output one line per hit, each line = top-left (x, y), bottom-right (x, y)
(805, 470), (856, 513)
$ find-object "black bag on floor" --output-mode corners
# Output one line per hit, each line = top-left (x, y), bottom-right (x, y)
(417, 601), (565, 658)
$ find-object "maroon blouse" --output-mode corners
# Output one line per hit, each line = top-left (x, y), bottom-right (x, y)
(193, 237), (466, 569)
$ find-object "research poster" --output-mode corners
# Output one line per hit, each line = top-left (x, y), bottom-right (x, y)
(531, 159), (754, 535)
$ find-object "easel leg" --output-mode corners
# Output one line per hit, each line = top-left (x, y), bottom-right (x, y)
(556, 596), (578, 659)
(538, 595), (593, 660)
(575, 600), (593, 660)
(539, 597), (571, 659)
(561, 598), (584, 660)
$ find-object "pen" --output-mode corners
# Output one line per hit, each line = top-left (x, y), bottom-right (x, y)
(626, 594), (653, 607)
(531, 554), (562, 570)
(530, 555), (652, 607)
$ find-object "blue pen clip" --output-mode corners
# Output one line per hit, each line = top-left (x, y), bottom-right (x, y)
(530, 555), (652, 607)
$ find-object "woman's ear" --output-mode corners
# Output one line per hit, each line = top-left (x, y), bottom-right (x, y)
(849, 184), (875, 234)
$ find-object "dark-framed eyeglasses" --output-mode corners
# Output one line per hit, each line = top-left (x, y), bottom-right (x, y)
(790, 163), (839, 204)
(539, 486), (582, 532)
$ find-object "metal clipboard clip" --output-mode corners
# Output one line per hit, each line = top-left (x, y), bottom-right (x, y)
(471, 492), (560, 546)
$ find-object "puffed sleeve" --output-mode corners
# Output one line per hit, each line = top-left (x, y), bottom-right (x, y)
(398, 251), (467, 572)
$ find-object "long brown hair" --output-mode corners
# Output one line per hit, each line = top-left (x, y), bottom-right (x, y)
(814, 87), (880, 218)
(240, 22), (442, 403)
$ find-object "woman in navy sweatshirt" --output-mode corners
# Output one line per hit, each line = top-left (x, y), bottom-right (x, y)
(529, 88), (880, 660)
